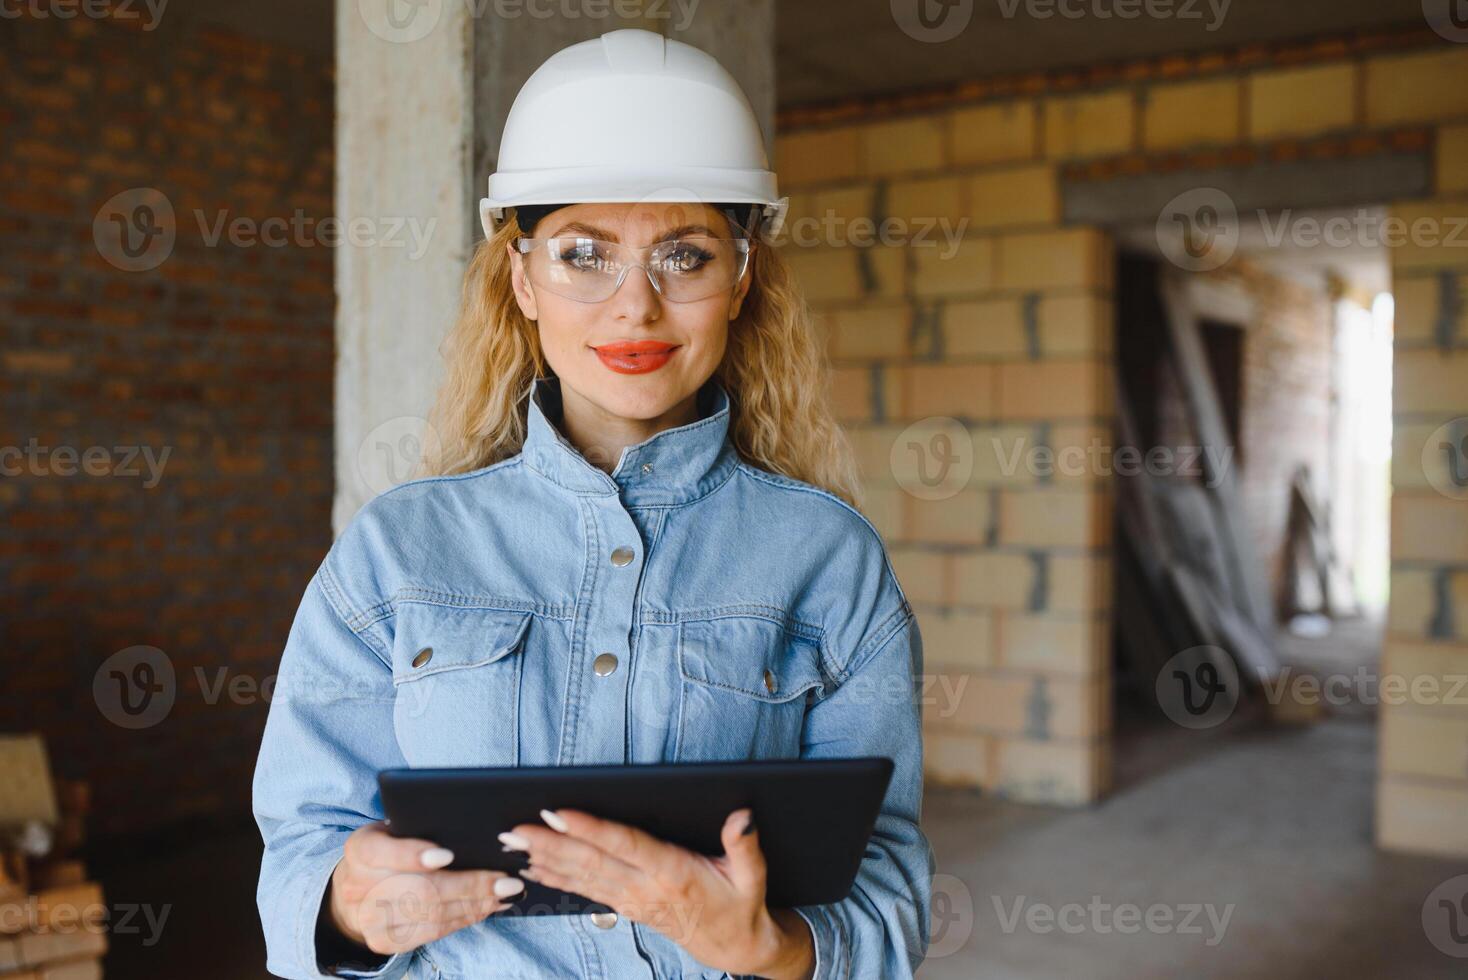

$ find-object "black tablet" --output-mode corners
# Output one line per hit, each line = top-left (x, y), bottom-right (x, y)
(378, 756), (893, 916)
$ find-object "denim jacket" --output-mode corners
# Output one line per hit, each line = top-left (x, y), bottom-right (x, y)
(253, 376), (934, 979)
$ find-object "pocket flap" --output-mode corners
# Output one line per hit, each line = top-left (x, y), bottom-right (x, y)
(392, 603), (533, 684)
(678, 616), (826, 703)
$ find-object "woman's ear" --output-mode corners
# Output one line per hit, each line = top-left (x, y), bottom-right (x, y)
(506, 241), (539, 321)
(728, 243), (754, 321)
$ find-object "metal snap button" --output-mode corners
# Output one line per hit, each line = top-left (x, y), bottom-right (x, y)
(640, 462), (654, 475)
(590, 911), (618, 929)
(593, 653), (619, 677)
(412, 647), (433, 668)
(763, 668), (777, 694)
(610, 547), (635, 567)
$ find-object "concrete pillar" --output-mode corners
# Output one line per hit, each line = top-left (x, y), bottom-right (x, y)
(334, 0), (775, 530)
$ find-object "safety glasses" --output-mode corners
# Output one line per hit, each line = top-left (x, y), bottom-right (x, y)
(515, 235), (751, 304)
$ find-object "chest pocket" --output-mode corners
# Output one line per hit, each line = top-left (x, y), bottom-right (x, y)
(390, 602), (533, 768)
(674, 614), (827, 763)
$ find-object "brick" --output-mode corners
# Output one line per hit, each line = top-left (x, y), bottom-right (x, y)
(952, 551), (1036, 609)
(1392, 418), (1468, 493)
(999, 488), (1111, 548)
(997, 359), (1108, 420)
(1393, 349), (1468, 415)
(997, 612), (1107, 675)
(774, 127), (861, 186)
(1391, 493), (1468, 562)
(1142, 78), (1242, 150)
(1380, 708), (1468, 781)
(890, 548), (948, 605)
(887, 175), (965, 225)
(1386, 200), (1468, 273)
(964, 165), (1059, 230)
(1381, 638), (1468, 705)
(867, 245), (908, 298)
(971, 424), (1046, 486)
(860, 116), (946, 177)
(1037, 294), (1113, 357)
(917, 608), (995, 670)
(827, 303), (910, 360)
(1391, 273), (1468, 347)
(784, 186), (877, 243)
(1247, 63), (1356, 140)
(1378, 776), (1468, 856)
(846, 425), (906, 487)
(1048, 555), (1110, 613)
(861, 485), (905, 544)
(903, 363), (996, 420)
(830, 365), (903, 424)
(945, 298), (1028, 358)
(997, 229), (1110, 291)
(1365, 48), (1468, 127)
(941, 670), (1108, 739)
(990, 736), (1109, 804)
(912, 237), (994, 297)
(951, 101), (1037, 165)
(1440, 125), (1468, 196)
(1042, 90), (1134, 159)
(1386, 568), (1438, 637)
(923, 731), (991, 788)
(784, 247), (864, 303)
(1048, 423), (1113, 484)
(17, 929), (106, 966)
(906, 489), (994, 546)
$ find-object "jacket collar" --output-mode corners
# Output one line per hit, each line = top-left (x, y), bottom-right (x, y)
(520, 376), (740, 506)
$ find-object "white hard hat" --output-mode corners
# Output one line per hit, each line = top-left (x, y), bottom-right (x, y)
(480, 28), (788, 240)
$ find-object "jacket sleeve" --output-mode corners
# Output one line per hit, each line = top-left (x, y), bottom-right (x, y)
(253, 556), (413, 979)
(792, 601), (934, 979)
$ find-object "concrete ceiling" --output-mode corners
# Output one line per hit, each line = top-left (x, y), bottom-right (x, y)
(775, 0), (1430, 106)
(178, 0), (1434, 109)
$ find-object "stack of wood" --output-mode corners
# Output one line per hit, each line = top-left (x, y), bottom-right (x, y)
(0, 735), (105, 980)
(1114, 271), (1280, 718)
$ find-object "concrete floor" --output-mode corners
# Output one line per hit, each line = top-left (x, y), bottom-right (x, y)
(919, 714), (1465, 979)
(97, 711), (1464, 978)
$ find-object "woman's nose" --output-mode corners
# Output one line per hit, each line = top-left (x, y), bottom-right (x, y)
(608, 263), (662, 320)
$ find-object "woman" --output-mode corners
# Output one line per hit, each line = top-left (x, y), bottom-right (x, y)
(254, 28), (932, 980)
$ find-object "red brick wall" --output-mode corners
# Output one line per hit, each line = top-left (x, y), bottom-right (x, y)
(1, 13), (334, 837)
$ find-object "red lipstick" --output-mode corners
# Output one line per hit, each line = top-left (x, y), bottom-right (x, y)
(591, 339), (679, 375)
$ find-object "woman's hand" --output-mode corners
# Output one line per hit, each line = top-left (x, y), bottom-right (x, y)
(500, 808), (815, 980)
(329, 822), (525, 955)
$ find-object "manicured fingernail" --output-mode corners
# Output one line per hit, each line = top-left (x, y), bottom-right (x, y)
(498, 831), (530, 851)
(494, 877), (525, 897)
(540, 808), (569, 833)
(420, 847), (455, 869)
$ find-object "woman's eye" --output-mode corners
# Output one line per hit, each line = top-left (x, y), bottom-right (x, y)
(556, 241), (611, 271)
(659, 242), (713, 274)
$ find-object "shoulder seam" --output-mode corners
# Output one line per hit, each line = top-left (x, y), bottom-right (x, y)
(736, 464), (912, 611)
(317, 556), (392, 668)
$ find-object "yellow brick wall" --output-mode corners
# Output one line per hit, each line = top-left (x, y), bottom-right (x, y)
(778, 36), (1468, 819)
(777, 106), (1116, 807)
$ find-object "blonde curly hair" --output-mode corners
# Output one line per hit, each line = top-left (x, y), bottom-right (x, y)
(420, 212), (862, 506)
